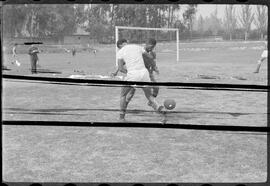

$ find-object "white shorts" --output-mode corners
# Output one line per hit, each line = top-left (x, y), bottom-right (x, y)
(261, 50), (268, 58)
(125, 69), (150, 82)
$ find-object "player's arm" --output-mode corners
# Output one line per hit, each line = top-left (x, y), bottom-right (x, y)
(117, 59), (127, 74)
(142, 52), (155, 68)
(113, 50), (127, 76)
(152, 60), (159, 74)
(111, 59), (127, 76)
(149, 51), (159, 74)
(35, 47), (40, 53)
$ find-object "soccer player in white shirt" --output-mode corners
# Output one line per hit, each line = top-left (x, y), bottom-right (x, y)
(114, 39), (164, 121)
(254, 36), (268, 73)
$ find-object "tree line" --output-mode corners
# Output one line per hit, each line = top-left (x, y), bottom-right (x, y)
(195, 5), (267, 41)
(2, 4), (268, 43)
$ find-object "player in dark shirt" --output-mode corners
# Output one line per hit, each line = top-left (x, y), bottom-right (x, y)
(28, 45), (40, 74)
(71, 47), (76, 56)
(143, 38), (160, 98)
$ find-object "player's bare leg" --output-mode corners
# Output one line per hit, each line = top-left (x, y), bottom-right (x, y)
(143, 86), (166, 123)
(120, 86), (135, 121)
(148, 72), (159, 106)
(126, 87), (136, 103)
(142, 86), (163, 113)
(254, 59), (264, 73)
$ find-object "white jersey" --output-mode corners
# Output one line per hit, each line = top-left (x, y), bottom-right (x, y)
(261, 50), (268, 58)
(116, 44), (146, 72)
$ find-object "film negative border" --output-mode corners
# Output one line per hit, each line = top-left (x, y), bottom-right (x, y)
(0, 0), (269, 5)
(1, 0), (269, 186)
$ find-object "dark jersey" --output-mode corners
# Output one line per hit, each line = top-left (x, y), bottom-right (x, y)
(28, 46), (39, 60)
(143, 51), (157, 73)
(72, 48), (76, 56)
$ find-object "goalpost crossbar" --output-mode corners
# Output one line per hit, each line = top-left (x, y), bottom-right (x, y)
(116, 26), (179, 32)
(115, 26), (180, 64)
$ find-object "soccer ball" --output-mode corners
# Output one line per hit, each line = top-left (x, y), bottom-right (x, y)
(164, 99), (176, 110)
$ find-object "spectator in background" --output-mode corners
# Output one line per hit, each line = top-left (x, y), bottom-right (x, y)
(12, 43), (21, 66)
(71, 47), (76, 56)
(254, 35), (268, 73)
(28, 44), (40, 74)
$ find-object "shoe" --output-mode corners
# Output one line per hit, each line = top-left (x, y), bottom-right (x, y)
(161, 117), (167, 124)
(147, 101), (153, 107)
(157, 105), (164, 113)
(119, 113), (126, 122)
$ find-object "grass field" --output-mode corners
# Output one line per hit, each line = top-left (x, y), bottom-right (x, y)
(2, 41), (268, 182)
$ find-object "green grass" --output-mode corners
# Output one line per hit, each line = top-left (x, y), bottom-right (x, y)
(2, 41), (268, 182)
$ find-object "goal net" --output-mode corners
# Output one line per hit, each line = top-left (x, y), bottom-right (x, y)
(115, 26), (179, 64)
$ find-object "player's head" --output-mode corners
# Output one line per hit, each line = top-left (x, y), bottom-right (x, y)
(14, 43), (18, 46)
(145, 38), (156, 52)
(117, 39), (128, 49)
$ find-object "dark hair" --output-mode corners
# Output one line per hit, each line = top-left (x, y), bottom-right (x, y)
(117, 39), (127, 49)
(147, 38), (156, 46)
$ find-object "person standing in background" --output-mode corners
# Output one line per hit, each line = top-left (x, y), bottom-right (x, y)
(254, 35), (268, 73)
(28, 45), (40, 74)
(12, 43), (21, 66)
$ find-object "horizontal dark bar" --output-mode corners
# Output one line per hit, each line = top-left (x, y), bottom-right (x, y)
(3, 74), (268, 92)
(2, 120), (269, 133)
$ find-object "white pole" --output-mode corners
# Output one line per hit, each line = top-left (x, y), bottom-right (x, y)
(176, 29), (179, 62)
(115, 26), (119, 66)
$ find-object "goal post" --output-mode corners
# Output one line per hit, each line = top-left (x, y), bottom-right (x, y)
(115, 26), (179, 64)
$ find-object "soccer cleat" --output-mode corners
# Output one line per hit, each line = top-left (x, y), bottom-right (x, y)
(157, 105), (164, 113)
(119, 112), (125, 119)
(119, 117), (126, 122)
(147, 101), (153, 107)
(119, 114), (126, 122)
(161, 117), (167, 124)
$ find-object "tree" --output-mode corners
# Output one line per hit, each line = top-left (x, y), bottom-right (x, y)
(2, 5), (28, 38)
(85, 5), (108, 42)
(239, 5), (254, 40)
(197, 15), (204, 36)
(183, 5), (197, 40)
(254, 5), (268, 40)
(208, 7), (222, 36)
(224, 5), (238, 40)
